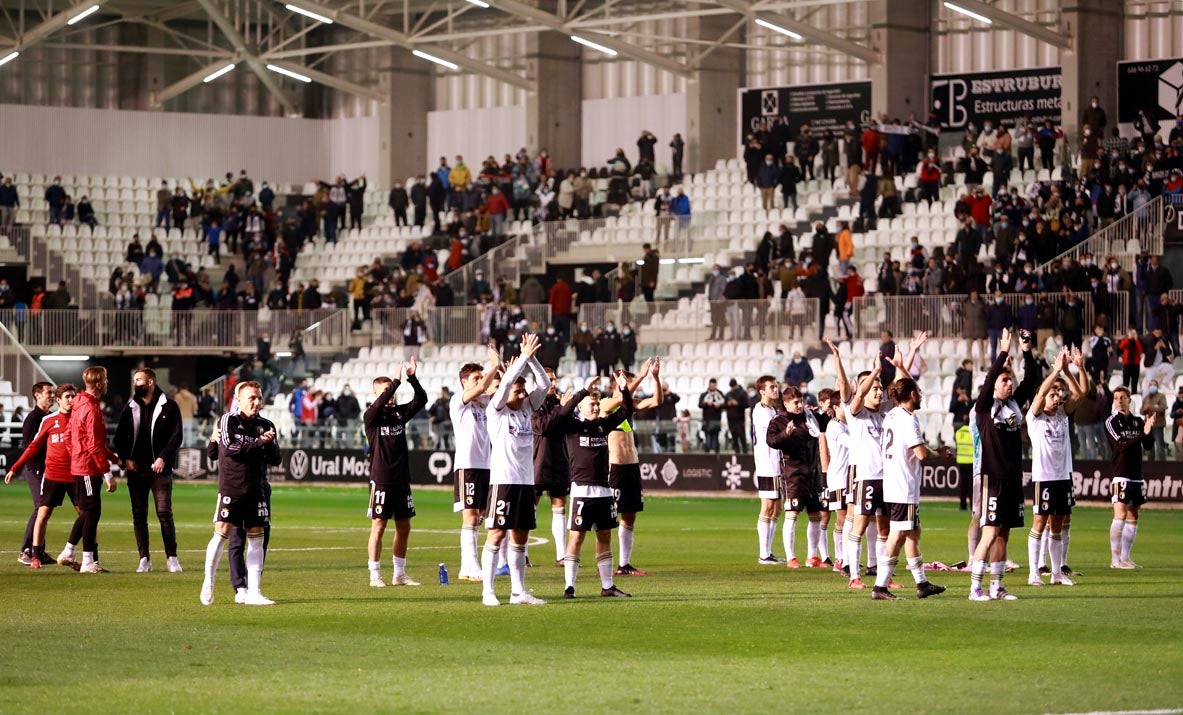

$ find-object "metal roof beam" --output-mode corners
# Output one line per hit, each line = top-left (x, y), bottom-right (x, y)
(714, 0), (880, 64)
(940, 0), (1071, 50)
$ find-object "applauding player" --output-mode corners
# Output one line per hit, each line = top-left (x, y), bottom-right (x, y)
(364, 357), (428, 588)
(558, 372), (634, 599)
(1026, 350), (1078, 586)
(482, 334), (552, 606)
(201, 381), (281, 606)
(875, 378), (950, 600)
(1105, 386), (1155, 569)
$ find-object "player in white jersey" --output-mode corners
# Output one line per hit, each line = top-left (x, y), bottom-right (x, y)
(751, 375), (784, 565)
(1025, 349), (1081, 586)
(873, 377), (952, 600)
(820, 388), (850, 574)
(449, 342), (501, 581)
(481, 333), (551, 606)
(842, 332), (927, 590)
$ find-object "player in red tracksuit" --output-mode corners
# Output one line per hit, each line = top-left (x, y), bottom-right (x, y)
(5, 384), (81, 569)
(69, 367), (119, 573)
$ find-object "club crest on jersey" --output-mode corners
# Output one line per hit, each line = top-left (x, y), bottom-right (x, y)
(220, 508), (229, 518)
(222, 496), (231, 504)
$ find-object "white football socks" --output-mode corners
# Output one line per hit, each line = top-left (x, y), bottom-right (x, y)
(1120, 521), (1137, 562)
(596, 551), (614, 589)
(1109, 518), (1124, 561)
(618, 524), (635, 567)
(805, 518), (820, 560)
(508, 543), (527, 595)
(392, 555), (407, 579)
(551, 508), (566, 562)
(245, 533), (265, 593)
(1027, 529), (1042, 575)
(563, 555), (579, 589)
(783, 512), (799, 560)
(1049, 532), (1064, 576)
(907, 555), (926, 584)
(204, 533), (226, 583)
(481, 543), (497, 595)
(866, 522), (879, 568)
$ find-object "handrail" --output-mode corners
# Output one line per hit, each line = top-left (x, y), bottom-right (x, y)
(1036, 195), (1164, 274)
(0, 318), (55, 397)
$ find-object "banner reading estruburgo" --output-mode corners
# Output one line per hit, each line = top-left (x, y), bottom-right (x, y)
(1117, 57), (1183, 137)
(930, 67), (1062, 132)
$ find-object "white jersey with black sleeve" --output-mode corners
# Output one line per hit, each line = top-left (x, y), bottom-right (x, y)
(486, 356), (550, 486)
(881, 405), (925, 504)
(450, 392), (490, 470)
(848, 398), (891, 483)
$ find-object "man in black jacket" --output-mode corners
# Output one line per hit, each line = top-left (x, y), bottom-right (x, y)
(9, 382), (54, 565)
(334, 385), (362, 448)
(363, 359), (428, 588)
(388, 183), (410, 226)
(114, 369), (183, 574)
(592, 326), (621, 376)
(698, 380), (725, 453)
(725, 379), (750, 454)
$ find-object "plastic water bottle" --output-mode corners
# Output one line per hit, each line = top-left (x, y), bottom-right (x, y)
(438, 563), (449, 586)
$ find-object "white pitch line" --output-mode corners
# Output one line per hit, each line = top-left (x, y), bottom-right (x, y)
(1045, 710), (1183, 715)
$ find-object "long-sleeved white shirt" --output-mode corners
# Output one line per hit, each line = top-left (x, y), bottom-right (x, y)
(487, 356), (550, 486)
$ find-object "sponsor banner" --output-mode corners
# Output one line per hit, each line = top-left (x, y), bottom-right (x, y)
(738, 81), (872, 143)
(930, 68), (1061, 132)
(162, 450), (1183, 503)
(1117, 57), (1183, 137)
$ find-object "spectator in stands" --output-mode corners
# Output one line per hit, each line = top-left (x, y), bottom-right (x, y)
(426, 387), (452, 450)
(535, 178), (556, 223)
(706, 264), (728, 341)
(1059, 290), (1085, 350)
(0, 176), (17, 230)
(619, 324), (638, 373)
(877, 329), (897, 384)
(154, 181), (173, 229)
(572, 322), (594, 377)
(755, 231), (777, 274)
(784, 351), (813, 387)
(670, 133), (684, 180)
(636, 130), (657, 166)
(1037, 120), (1061, 171)
(76, 196), (97, 228)
(794, 125), (817, 181)
(835, 221), (854, 276)
(348, 176), (366, 230)
(592, 325), (620, 376)
(0, 279), (13, 309)
(1086, 325), (1114, 383)
(961, 121), (979, 155)
(1118, 327), (1143, 390)
(918, 149), (941, 205)
(1074, 376), (1110, 460)
(756, 155), (779, 211)
(485, 186), (510, 236)
(857, 171), (878, 228)
(1082, 95), (1107, 134)
(986, 290), (1012, 361)
(1141, 327), (1177, 394)
(1172, 386), (1183, 446)
(44, 176), (65, 225)
(652, 185), (674, 245)
(572, 169), (592, 219)
(692, 379), (722, 454)
(724, 379), (749, 454)
(639, 243), (660, 303)
(408, 176), (426, 228)
(1142, 380), (1169, 459)
(990, 139), (1013, 198)
(777, 156), (801, 212)
(844, 120), (863, 191)
(820, 131), (839, 181)
(1080, 125), (1100, 178)
(671, 186), (691, 237)
(1015, 120), (1035, 172)
(548, 276), (573, 339)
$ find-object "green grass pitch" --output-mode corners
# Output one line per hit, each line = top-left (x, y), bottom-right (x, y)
(0, 484), (1180, 714)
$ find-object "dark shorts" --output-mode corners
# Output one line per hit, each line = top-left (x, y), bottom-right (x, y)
(609, 463), (644, 513)
(853, 479), (885, 517)
(453, 469), (490, 513)
(1112, 479), (1147, 507)
(368, 480), (416, 521)
(535, 468), (571, 499)
(827, 488), (847, 511)
(781, 476), (815, 512)
(39, 479), (76, 510)
(815, 488), (830, 513)
(568, 495), (618, 532)
(978, 472), (1024, 529)
(74, 475), (103, 511)
(887, 502), (920, 531)
(214, 490), (270, 529)
(1033, 480), (1072, 516)
(756, 475), (781, 500)
(485, 484), (537, 532)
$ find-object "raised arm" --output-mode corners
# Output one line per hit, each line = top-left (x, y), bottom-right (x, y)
(402, 358), (429, 421)
(491, 355), (528, 411)
(824, 337), (851, 401)
(634, 357), (664, 411)
(602, 373), (635, 430)
(526, 356), (551, 411)
(848, 358), (882, 416)
(976, 328), (1012, 414)
(1013, 332), (1043, 408)
(901, 331), (929, 379)
(462, 342), (501, 405)
(1030, 349), (1068, 417)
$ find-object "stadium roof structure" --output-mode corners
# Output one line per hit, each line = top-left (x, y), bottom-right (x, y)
(0, 0), (1076, 112)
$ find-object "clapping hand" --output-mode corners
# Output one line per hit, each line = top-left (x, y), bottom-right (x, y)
(614, 370), (629, 392)
(520, 332), (541, 359)
(405, 356), (417, 377)
(999, 327), (1012, 354)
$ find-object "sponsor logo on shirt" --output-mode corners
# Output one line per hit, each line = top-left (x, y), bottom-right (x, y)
(379, 425), (405, 437)
(578, 435), (607, 448)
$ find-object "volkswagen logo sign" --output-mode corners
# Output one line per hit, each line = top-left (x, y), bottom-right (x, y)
(428, 452), (453, 483)
(289, 449), (310, 481)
